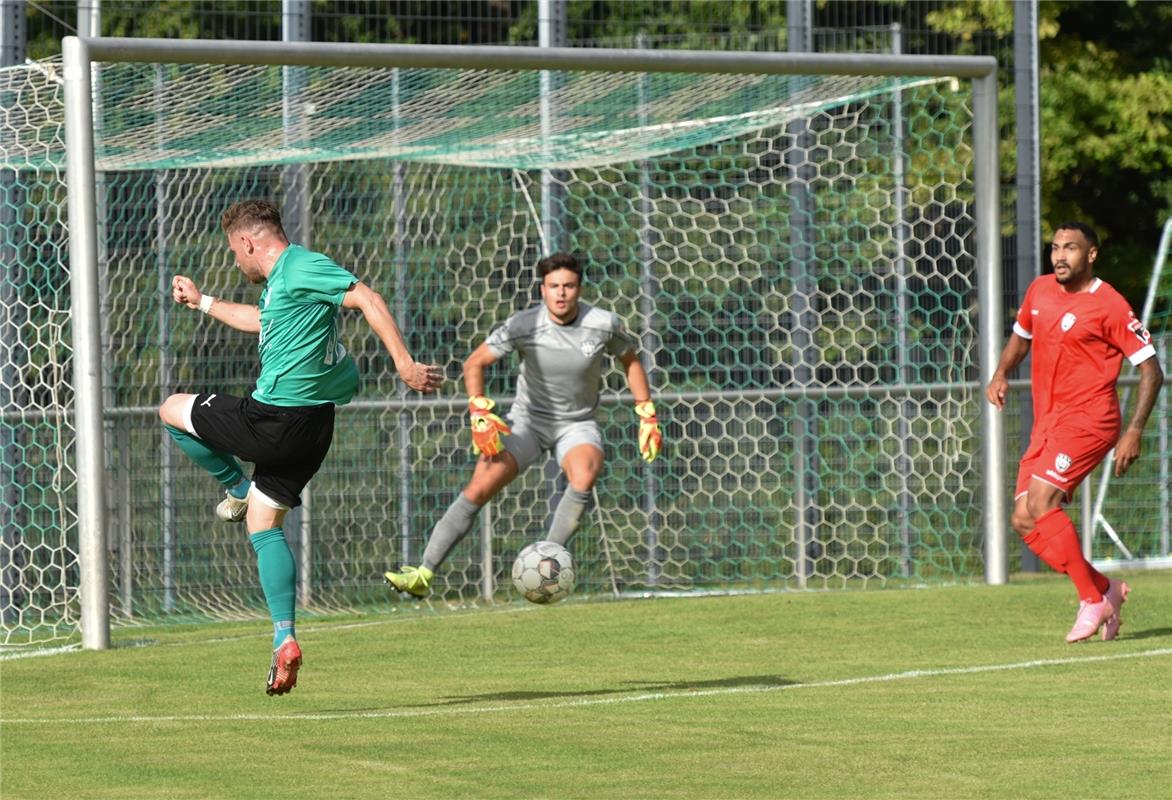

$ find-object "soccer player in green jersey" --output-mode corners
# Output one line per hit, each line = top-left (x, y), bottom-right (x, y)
(384, 252), (662, 599)
(160, 199), (442, 695)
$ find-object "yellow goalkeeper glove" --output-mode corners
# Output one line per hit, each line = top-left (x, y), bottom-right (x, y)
(635, 400), (662, 463)
(469, 395), (511, 457)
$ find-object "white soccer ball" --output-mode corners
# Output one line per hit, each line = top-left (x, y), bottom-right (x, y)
(511, 540), (575, 604)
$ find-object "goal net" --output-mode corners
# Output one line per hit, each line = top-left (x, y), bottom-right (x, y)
(2, 54), (982, 646)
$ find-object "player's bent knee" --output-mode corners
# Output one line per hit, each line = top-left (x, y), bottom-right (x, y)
(158, 394), (188, 426)
(1011, 512), (1034, 537)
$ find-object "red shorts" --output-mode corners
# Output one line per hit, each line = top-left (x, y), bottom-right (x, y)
(1014, 423), (1115, 500)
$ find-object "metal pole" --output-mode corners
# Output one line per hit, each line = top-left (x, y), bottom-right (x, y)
(154, 63), (175, 613)
(1159, 339), (1169, 559)
(538, 0), (566, 253)
(391, 67), (414, 570)
(0, 0), (27, 626)
(281, 0), (312, 605)
(974, 72), (1006, 585)
(1014, 0), (1041, 572)
(538, 0), (567, 547)
(481, 499), (494, 602)
(890, 22), (914, 578)
(636, 31), (661, 587)
(63, 35), (110, 649)
(0, 0), (24, 66)
(787, 0), (819, 587)
(81, 38), (997, 79)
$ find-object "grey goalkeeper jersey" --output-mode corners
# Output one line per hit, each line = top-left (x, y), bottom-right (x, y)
(484, 302), (638, 422)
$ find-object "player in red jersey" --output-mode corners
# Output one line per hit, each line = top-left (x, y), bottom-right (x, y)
(986, 221), (1163, 643)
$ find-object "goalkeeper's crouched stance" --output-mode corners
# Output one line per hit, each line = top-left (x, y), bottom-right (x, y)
(159, 200), (441, 695)
(385, 253), (661, 599)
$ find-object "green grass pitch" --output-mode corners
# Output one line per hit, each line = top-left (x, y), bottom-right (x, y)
(2, 573), (1169, 799)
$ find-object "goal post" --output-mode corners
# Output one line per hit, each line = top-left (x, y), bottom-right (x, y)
(51, 37), (1001, 650)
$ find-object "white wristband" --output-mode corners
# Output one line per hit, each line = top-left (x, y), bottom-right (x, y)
(198, 294), (215, 314)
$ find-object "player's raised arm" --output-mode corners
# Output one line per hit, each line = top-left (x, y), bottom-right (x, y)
(171, 274), (261, 333)
(342, 281), (442, 393)
(985, 332), (1031, 410)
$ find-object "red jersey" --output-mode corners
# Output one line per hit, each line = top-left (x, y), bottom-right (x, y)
(1014, 274), (1155, 440)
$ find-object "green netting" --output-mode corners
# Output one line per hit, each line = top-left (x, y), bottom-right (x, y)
(3, 55), (985, 646)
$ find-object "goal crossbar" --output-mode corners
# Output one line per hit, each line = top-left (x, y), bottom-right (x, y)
(60, 36), (1003, 650)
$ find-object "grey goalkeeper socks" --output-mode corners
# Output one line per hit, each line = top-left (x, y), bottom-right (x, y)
(546, 487), (591, 546)
(422, 494), (482, 570)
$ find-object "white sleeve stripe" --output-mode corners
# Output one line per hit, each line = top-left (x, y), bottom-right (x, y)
(1128, 344), (1157, 366)
(1012, 321), (1032, 340)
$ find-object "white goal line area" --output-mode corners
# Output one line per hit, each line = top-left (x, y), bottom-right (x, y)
(3, 647), (1169, 727)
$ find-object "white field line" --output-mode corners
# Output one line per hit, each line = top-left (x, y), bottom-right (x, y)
(3, 647), (1169, 726)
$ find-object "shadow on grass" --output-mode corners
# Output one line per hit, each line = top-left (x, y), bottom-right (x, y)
(1120, 626), (1172, 641)
(399, 674), (798, 708)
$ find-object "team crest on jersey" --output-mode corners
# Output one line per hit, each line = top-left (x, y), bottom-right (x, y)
(581, 340), (602, 357)
(1060, 312), (1076, 332)
(1055, 453), (1072, 473)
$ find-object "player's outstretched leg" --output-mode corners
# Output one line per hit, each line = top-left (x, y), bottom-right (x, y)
(1100, 578), (1130, 641)
(384, 565), (433, 598)
(386, 495), (483, 598)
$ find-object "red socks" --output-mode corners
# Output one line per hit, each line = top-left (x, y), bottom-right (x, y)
(1023, 507), (1109, 603)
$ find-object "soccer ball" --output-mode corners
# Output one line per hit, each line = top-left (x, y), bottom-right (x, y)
(511, 540), (575, 604)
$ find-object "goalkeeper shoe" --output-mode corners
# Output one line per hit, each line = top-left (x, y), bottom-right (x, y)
(265, 636), (302, 696)
(384, 565), (433, 599)
(1065, 595), (1114, 643)
(215, 490), (249, 523)
(1100, 579), (1130, 642)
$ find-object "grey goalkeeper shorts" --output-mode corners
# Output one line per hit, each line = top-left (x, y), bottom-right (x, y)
(502, 410), (603, 471)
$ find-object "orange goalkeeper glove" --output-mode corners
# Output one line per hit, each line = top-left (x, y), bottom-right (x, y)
(635, 400), (662, 463)
(469, 395), (511, 457)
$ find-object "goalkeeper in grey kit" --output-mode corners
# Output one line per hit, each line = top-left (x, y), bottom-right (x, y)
(385, 252), (662, 598)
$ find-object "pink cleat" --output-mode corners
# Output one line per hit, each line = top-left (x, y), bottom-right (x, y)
(1066, 595), (1115, 643)
(1100, 579), (1130, 642)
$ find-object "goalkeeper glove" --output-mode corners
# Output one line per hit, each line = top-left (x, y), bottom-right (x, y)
(635, 400), (662, 463)
(469, 395), (511, 457)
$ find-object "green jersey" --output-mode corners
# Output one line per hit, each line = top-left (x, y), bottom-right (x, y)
(253, 244), (360, 407)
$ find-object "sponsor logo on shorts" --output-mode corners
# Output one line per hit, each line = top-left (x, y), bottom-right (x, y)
(1060, 312), (1076, 332)
(1055, 453), (1071, 473)
(200, 394), (217, 407)
(1044, 469), (1071, 484)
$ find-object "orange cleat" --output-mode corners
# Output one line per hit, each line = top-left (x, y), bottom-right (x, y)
(265, 636), (302, 696)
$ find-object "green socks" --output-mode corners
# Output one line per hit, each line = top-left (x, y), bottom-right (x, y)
(249, 528), (296, 646)
(164, 425), (246, 489)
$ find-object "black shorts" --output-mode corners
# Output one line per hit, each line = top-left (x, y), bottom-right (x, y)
(188, 393), (335, 508)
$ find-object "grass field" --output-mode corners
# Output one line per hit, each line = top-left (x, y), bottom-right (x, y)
(2, 572), (1170, 799)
